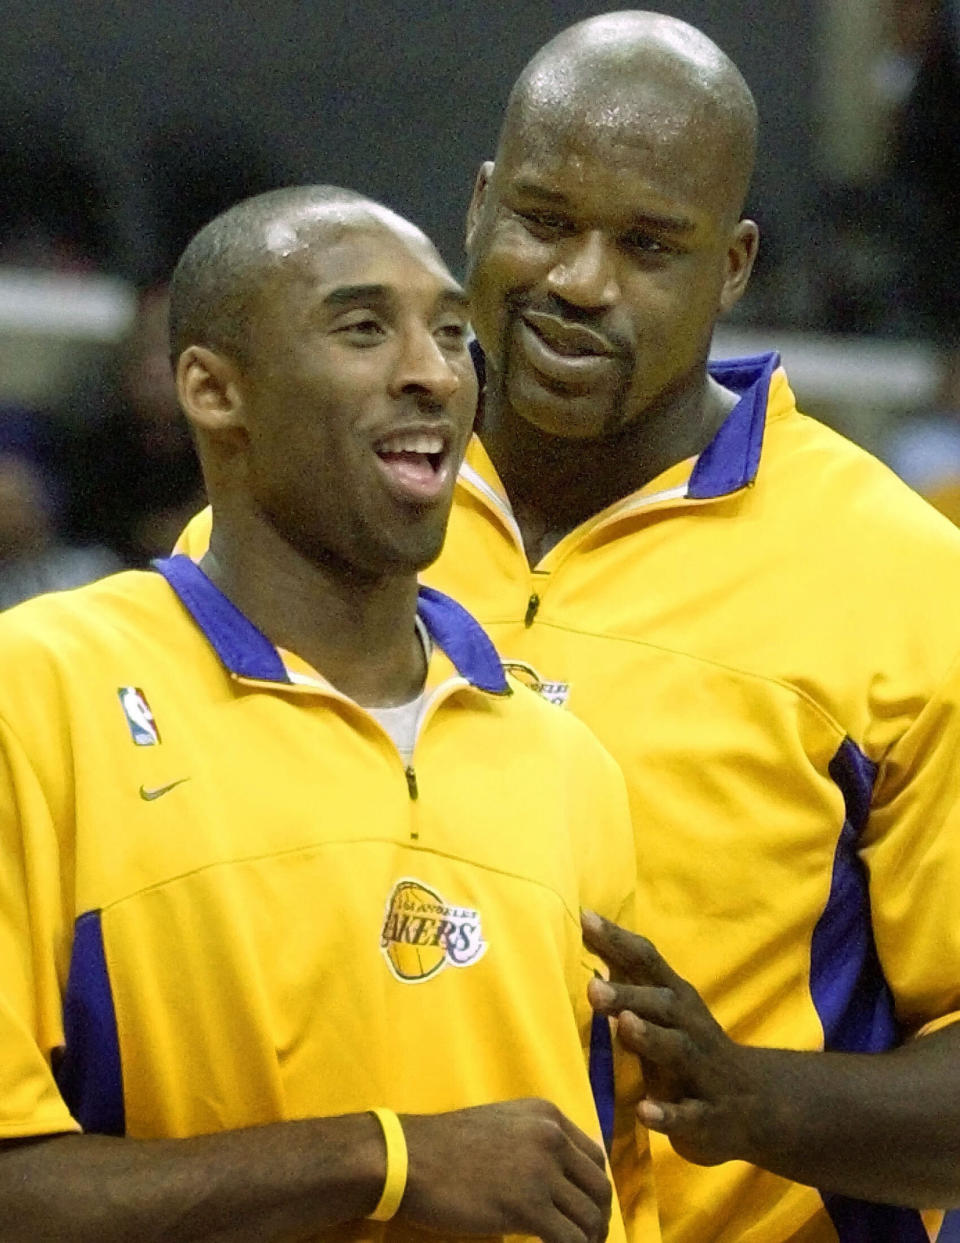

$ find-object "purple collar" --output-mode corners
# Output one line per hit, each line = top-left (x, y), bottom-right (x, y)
(153, 555), (509, 694)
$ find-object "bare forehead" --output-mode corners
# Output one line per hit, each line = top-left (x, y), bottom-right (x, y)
(498, 17), (755, 216)
(508, 64), (730, 170)
(498, 102), (735, 229)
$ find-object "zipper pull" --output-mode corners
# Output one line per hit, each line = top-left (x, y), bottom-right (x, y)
(524, 593), (541, 627)
(405, 766), (419, 801)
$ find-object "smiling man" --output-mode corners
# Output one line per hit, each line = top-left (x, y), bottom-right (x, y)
(0, 187), (648, 1243)
(422, 11), (960, 1243)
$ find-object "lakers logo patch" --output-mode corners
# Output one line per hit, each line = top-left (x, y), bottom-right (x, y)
(118, 686), (160, 745)
(380, 879), (487, 983)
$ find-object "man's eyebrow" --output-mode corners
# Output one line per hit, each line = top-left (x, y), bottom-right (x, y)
(626, 212), (697, 235)
(511, 180), (570, 205)
(511, 179), (697, 234)
(321, 284), (469, 313)
(322, 283), (390, 308)
(437, 287), (470, 312)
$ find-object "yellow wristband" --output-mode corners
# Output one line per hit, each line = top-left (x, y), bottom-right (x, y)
(368, 1107), (408, 1222)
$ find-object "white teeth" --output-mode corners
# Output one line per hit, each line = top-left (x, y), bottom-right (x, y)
(377, 433), (444, 455)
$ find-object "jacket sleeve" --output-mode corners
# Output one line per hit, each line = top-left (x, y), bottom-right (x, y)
(862, 645), (960, 1037)
(0, 713), (78, 1139)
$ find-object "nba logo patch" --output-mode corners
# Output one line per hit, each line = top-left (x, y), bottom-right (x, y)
(380, 878), (487, 983)
(117, 686), (160, 746)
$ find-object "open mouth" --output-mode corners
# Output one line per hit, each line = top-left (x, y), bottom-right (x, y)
(373, 429), (451, 503)
(375, 430), (446, 473)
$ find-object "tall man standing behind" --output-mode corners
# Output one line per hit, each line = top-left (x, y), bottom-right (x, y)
(0, 186), (645, 1243)
(426, 11), (960, 1243)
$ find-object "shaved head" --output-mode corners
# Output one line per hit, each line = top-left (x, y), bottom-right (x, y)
(499, 10), (757, 225)
(168, 186), (441, 368)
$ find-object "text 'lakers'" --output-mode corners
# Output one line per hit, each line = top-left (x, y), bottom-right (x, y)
(380, 879), (487, 982)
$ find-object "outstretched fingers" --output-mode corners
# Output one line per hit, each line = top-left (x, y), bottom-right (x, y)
(636, 1095), (710, 1140)
(588, 979), (678, 1025)
(581, 910), (687, 991)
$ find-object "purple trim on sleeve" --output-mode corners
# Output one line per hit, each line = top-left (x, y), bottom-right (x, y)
(416, 586), (509, 694)
(811, 738), (928, 1240)
(153, 555), (289, 682)
(55, 910), (125, 1136)
(819, 1197), (930, 1242)
(811, 738), (896, 1052)
(687, 353), (780, 499)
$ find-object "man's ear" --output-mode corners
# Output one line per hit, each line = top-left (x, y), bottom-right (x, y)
(719, 218), (760, 315)
(175, 346), (245, 437)
(465, 161), (495, 254)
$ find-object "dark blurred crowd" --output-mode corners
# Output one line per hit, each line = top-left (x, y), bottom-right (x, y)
(0, 108), (287, 609)
(0, 282), (207, 610)
(1, 0), (959, 610)
(866, 0), (960, 519)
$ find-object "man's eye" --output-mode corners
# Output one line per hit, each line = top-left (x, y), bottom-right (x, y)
(622, 232), (671, 256)
(435, 321), (469, 347)
(335, 316), (385, 341)
(517, 209), (571, 236)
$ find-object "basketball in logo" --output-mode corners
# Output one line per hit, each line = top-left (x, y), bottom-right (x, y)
(380, 878), (487, 983)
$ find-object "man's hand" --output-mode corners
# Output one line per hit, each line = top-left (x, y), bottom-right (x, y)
(399, 1098), (612, 1243)
(581, 909), (768, 1169)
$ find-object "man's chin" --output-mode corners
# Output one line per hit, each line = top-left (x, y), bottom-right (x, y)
(409, 533), (448, 574)
(509, 377), (616, 441)
(368, 525), (449, 577)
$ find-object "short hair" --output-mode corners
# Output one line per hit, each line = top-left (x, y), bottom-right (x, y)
(168, 185), (367, 369)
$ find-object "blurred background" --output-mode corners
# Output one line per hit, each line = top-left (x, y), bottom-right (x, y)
(1, 0), (959, 606)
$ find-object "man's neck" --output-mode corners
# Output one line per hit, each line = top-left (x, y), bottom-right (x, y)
(479, 370), (738, 565)
(199, 517), (426, 709)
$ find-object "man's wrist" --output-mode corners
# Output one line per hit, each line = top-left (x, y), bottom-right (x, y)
(733, 1046), (789, 1167)
(730, 1045), (830, 1174)
(300, 1111), (392, 1221)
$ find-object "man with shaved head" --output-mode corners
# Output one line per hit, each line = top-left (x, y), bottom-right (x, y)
(420, 10), (960, 1242)
(0, 186), (648, 1242)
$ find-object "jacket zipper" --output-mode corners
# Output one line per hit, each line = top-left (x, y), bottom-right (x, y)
(405, 765), (419, 803)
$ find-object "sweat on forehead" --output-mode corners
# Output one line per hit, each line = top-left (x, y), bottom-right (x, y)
(168, 186), (434, 366)
(259, 200), (429, 262)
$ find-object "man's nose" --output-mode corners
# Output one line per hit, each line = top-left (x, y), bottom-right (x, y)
(545, 231), (620, 309)
(389, 326), (461, 403)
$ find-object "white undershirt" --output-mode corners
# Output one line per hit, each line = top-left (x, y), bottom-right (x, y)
(364, 618), (431, 764)
(366, 693), (426, 765)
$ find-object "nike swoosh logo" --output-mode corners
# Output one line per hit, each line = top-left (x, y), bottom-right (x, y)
(139, 778), (190, 801)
